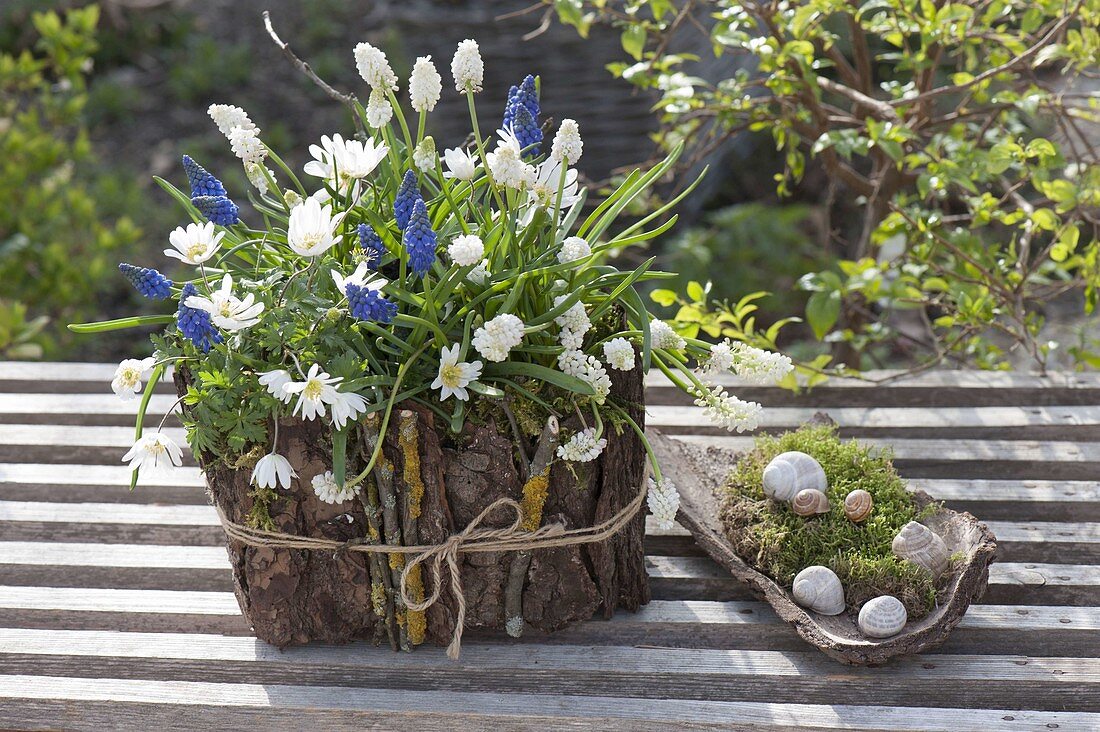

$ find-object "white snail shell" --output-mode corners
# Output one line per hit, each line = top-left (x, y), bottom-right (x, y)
(791, 488), (831, 516)
(858, 595), (908, 638)
(762, 451), (827, 502)
(844, 489), (873, 522)
(791, 565), (845, 615)
(892, 521), (950, 577)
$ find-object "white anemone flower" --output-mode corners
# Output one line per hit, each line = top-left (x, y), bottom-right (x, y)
(122, 433), (183, 474)
(331, 390), (369, 430)
(451, 39), (484, 93)
(251, 452), (296, 490)
(303, 134), (388, 189)
(442, 147), (478, 180)
(283, 364), (343, 421)
(184, 274), (265, 332)
(431, 344), (483, 401)
(287, 197), (339, 258)
(330, 261), (387, 297)
(526, 159), (581, 211)
(258, 369), (294, 404)
(164, 222), (224, 265)
(111, 356), (157, 400)
(486, 128), (535, 189)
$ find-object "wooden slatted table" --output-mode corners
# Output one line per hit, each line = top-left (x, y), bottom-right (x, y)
(1, 363), (1099, 730)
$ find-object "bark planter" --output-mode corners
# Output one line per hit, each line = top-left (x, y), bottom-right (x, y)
(650, 430), (997, 665)
(175, 365), (650, 651)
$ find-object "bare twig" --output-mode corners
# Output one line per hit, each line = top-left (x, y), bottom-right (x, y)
(262, 11), (366, 137)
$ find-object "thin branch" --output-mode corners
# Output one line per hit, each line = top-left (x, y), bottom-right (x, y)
(817, 76), (900, 122)
(262, 11), (365, 137)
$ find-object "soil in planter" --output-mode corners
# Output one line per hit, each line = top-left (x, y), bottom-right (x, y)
(177, 363), (650, 649)
(719, 424), (944, 618)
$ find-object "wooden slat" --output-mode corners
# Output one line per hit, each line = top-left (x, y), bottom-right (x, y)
(1, 673), (1095, 731)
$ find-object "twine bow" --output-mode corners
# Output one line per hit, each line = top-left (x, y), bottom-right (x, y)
(214, 478), (647, 659)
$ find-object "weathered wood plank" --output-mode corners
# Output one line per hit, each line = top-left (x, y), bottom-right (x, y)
(0, 673), (1097, 730)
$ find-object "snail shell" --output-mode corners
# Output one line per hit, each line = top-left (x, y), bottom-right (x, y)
(791, 565), (845, 615)
(892, 521), (950, 577)
(762, 451), (827, 502)
(791, 488), (831, 516)
(844, 489), (873, 522)
(858, 595), (908, 638)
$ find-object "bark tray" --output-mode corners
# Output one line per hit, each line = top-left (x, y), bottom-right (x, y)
(649, 430), (998, 665)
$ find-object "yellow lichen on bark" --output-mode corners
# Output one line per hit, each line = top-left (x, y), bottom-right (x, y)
(405, 563), (427, 645)
(389, 552), (405, 570)
(520, 470), (550, 532)
(399, 413), (424, 520)
(370, 581), (386, 617)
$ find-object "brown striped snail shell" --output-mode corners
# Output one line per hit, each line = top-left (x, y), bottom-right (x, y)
(792, 565), (845, 615)
(857, 595), (908, 638)
(762, 451), (827, 502)
(891, 521), (950, 577)
(843, 489), (873, 522)
(791, 488), (831, 516)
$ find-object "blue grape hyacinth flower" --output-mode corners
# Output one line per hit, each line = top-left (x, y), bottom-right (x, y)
(347, 283), (398, 324)
(503, 75), (541, 156)
(182, 155), (227, 198)
(508, 103), (542, 158)
(119, 263), (173, 300)
(402, 198), (437, 278)
(176, 282), (223, 352)
(358, 224), (386, 268)
(393, 170), (421, 231)
(192, 195), (240, 227)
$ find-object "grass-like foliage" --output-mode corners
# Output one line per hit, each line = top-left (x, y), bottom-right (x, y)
(720, 424), (939, 617)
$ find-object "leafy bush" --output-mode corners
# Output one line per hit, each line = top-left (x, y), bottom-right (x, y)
(549, 0), (1100, 370)
(0, 5), (142, 356)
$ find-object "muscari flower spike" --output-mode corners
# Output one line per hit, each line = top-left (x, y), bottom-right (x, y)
(192, 195), (240, 227)
(347, 283), (398, 324)
(119, 263), (173, 300)
(182, 155), (227, 198)
(358, 224), (386, 268)
(402, 198), (437, 278)
(176, 282), (223, 352)
(503, 75), (541, 157)
(393, 170), (421, 231)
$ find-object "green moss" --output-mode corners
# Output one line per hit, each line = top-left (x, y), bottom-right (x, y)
(720, 424), (940, 618)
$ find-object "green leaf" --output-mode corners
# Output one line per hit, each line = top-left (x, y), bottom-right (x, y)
(486, 362), (595, 396)
(68, 314), (175, 333)
(806, 290), (841, 340)
(332, 428), (348, 487)
(650, 289), (677, 307)
(686, 281), (706, 302)
(621, 25), (646, 61)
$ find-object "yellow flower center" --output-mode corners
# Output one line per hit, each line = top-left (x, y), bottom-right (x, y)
(304, 379), (324, 400)
(120, 367), (140, 386)
(299, 233), (322, 252)
(218, 302), (233, 317)
(439, 363), (464, 388)
(187, 243), (207, 260)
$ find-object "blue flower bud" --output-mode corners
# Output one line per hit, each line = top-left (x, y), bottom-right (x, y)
(192, 195), (240, 227)
(402, 198), (436, 278)
(393, 170), (421, 231)
(119, 263), (173, 300)
(182, 155), (227, 198)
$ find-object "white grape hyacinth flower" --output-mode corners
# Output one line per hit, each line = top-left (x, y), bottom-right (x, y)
(164, 221), (224, 265)
(227, 125), (266, 166)
(603, 338), (635, 371)
(442, 146), (478, 180)
(184, 274), (265, 332)
(245, 162), (275, 195)
(647, 476), (680, 531)
(208, 104), (256, 137)
(556, 427), (607, 463)
(409, 55), (442, 112)
(432, 343), (483, 401)
(693, 384), (762, 433)
(312, 471), (361, 505)
(550, 118), (583, 164)
(557, 349), (612, 404)
(111, 356), (157, 400)
(287, 197), (339, 258)
(330, 390), (369, 431)
(258, 369), (295, 404)
(448, 234), (484, 267)
(451, 39), (483, 93)
(365, 88), (394, 129)
(354, 42), (398, 90)
(557, 236), (592, 264)
(472, 313), (525, 362)
(283, 364), (343, 421)
(413, 137), (437, 173)
(733, 343), (794, 385)
(251, 452), (296, 490)
(123, 433), (183, 474)
(650, 318), (686, 351)
(303, 134), (388, 189)
(554, 296), (591, 350)
(701, 339), (735, 376)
